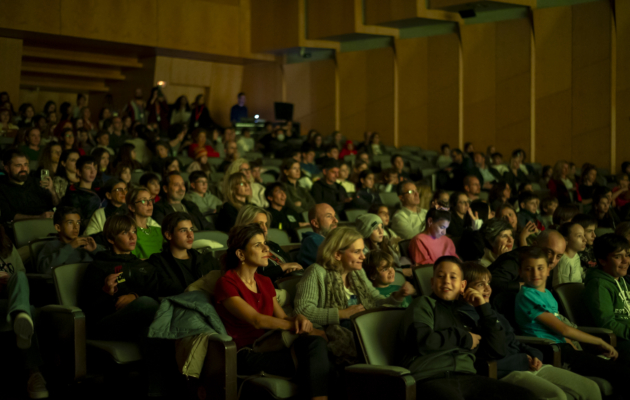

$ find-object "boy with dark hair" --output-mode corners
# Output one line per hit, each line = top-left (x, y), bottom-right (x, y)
(148, 212), (221, 297)
(572, 214), (599, 272)
(300, 145), (321, 178)
(582, 233), (630, 367)
(515, 246), (630, 394)
(37, 207), (104, 275)
(265, 182), (307, 243)
(315, 144), (339, 166)
(517, 191), (544, 231)
(590, 188), (621, 229)
(184, 170), (222, 221)
(59, 155), (101, 233)
(460, 262), (600, 400)
(139, 172), (161, 202)
(540, 196), (558, 228)
(92, 131), (114, 156)
(84, 179), (128, 236)
(398, 256), (536, 400)
(310, 159), (349, 215)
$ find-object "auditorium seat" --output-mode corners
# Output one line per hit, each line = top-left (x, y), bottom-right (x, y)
(13, 218), (57, 248)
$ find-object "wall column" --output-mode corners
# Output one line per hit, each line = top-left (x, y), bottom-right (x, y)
(0, 37), (23, 105)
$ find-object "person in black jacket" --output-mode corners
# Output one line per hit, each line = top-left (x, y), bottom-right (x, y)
(350, 169), (381, 210)
(264, 183), (307, 243)
(148, 212), (220, 296)
(398, 256), (536, 400)
(59, 155), (101, 234)
(310, 158), (349, 216)
(152, 171), (212, 231)
(460, 262), (601, 400)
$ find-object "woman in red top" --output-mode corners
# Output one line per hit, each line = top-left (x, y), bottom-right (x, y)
(188, 128), (219, 159)
(214, 224), (331, 400)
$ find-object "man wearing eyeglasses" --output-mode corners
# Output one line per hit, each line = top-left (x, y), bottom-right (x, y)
(391, 181), (428, 240)
(58, 155), (101, 234)
(153, 172), (212, 231)
(84, 179), (129, 236)
(37, 207), (105, 275)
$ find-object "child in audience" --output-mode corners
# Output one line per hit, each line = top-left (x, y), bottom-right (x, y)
(616, 222), (630, 243)
(553, 203), (580, 227)
(590, 189), (621, 229)
(352, 169), (381, 209)
(114, 162), (132, 187)
(517, 191), (544, 231)
(364, 250), (413, 307)
(515, 246), (630, 395)
(612, 173), (630, 209)
(582, 233), (630, 367)
(378, 168), (399, 193)
(552, 221), (587, 287)
(572, 214), (599, 272)
(460, 262), (601, 400)
(139, 172), (161, 203)
(356, 213), (402, 268)
(84, 179), (129, 236)
(59, 155), (101, 234)
(540, 196), (558, 228)
(398, 256), (537, 400)
(184, 170), (221, 222)
(408, 208), (457, 265)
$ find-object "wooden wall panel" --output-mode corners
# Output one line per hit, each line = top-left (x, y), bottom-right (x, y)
(427, 33), (460, 152)
(250, 0), (299, 53)
(106, 57), (158, 114)
(241, 62), (283, 122)
(571, 1), (611, 169)
(285, 60), (336, 136)
(19, 89), (77, 117)
(365, 0), (417, 25)
(339, 51), (369, 141)
(0, 38), (23, 106)
(0, 0), (61, 35)
(395, 37), (429, 148)
(307, 0), (356, 40)
(617, 0), (630, 172)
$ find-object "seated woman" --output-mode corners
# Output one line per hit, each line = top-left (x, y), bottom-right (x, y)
(363, 250), (413, 307)
(578, 165), (599, 206)
(294, 226), (413, 361)
(548, 160), (575, 205)
(53, 149), (81, 200)
(234, 204), (303, 282)
(91, 147), (113, 185)
(479, 219), (514, 267)
(351, 170), (381, 209)
(216, 172), (251, 233)
(497, 203), (538, 247)
(409, 208), (457, 265)
(356, 213), (403, 268)
(127, 186), (163, 259)
(187, 128), (219, 159)
(489, 181), (512, 212)
(214, 224), (330, 400)
(503, 154), (529, 195)
(280, 158), (316, 215)
(447, 192), (482, 242)
(223, 158), (268, 208)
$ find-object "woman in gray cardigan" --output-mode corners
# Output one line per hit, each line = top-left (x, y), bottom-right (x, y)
(293, 226), (414, 362)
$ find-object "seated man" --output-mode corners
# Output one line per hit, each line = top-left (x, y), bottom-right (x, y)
(84, 179), (129, 236)
(473, 152), (501, 188)
(391, 181), (427, 240)
(217, 139), (238, 172)
(582, 233), (630, 367)
(37, 207), (104, 275)
(183, 171), (222, 222)
(463, 175), (482, 202)
(265, 183), (308, 243)
(310, 159), (348, 215)
(59, 155), (101, 234)
(0, 149), (58, 229)
(148, 212), (220, 297)
(296, 204), (338, 268)
(315, 144), (339, 167)
(398, 256), (537, 400)
(152, 171), (212, 231)
(488, 230), (565, 321)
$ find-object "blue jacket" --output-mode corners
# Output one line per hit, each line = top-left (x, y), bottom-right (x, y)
(296, 231), (324, 268)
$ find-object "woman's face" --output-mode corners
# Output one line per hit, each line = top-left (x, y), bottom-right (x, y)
(156, 145), (169, 159)
(130, 190), (154, 218)
(242, 233), (269, 268)
(427, 218), (450, 239)
(372, 134), (380, 144)
(46, 103), (56, 114)
(493, 229), (514, 254)
(123, 117), (132, 128)
(336, 238), (366, 272)
(394, 156), (404, 172)
(334, 132), (342, 143)
(197, 132), (206, 145)
(100, 153), (110, 169)
(239, 163), (252, 181)
(28, 129), (41, 147)
(251, 213), (269, 237)
(510, 157), (520, 170)
(369, 223), (384, 244)
(0, 111), (9, 123)
(500, 208), (518, 230)
(234, 179), (252, 198)
(64, 153), (79, 173)
(25, 106), (34, 119)
(502, 185), (511, 200)
(167, 160), (180, 172)
(586, 169), (597, 184)
(339, 164), (350, 180)
(120, 168), (131, 183)
(455, 194), (469, 216)
(373, 260), (395, 286)
(561, 163), (569, 178)
(181, 96), (189, 107)
(102, 108), (111, 120)
(361, 174), (375, 189)
(377, 206), (390, 226)
(50, 145), (62, 163)
(285, 162), (301, 180)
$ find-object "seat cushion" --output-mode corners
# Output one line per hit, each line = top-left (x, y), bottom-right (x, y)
(87, 340), (142, 364)
(247, 376), (298, 399)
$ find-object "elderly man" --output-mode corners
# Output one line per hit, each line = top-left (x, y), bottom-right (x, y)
(152, 171), (211, 231)
(463, 175), (482, 202)
(391, 181), (427, 240)
(296, 203), (339, 268)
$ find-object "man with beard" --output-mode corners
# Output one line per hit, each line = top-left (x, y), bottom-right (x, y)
(152, 171), (212, 231)
(0, 149), (58, 229)
(296, 203), (339, 268)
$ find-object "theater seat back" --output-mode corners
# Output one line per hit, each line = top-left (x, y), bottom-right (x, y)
(413, 265), (433, 296)
(555, 282), (587, 325)
(53, 263), (90, 307)
(352, 308), (406, 366)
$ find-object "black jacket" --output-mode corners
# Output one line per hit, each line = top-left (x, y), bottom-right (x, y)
(153, 198), (212, 231)
(350, 188), (382, 210)
(0, 175), (54, 225)
(148, 248), (221, 296)
(60, 184), (102, 233)
(267, 206), (302, 243)
(458, 303), (543, 379)
(311, 179), (348, 215)
(487, 249), (521, 322)
(215, 201), (242, 233)
(78, 251), (161, 329)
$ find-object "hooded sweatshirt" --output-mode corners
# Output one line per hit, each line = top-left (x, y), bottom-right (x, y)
(582, 267), (630, 341)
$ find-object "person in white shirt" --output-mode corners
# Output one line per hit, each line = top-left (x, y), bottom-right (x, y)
(391, 181), (427, 240)
(553, 221), (587, 288)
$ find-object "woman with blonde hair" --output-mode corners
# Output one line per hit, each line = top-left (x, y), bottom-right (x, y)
(417, 184), (433, 210)
(548, 160), (575, 205)
(294, 226), (413, 362)
(234, 204), (303, 282)
(222, 158), (268, 207)
(216, 172), (252, 232)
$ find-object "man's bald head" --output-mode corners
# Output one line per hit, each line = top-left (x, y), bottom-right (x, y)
(308, 203), (338, 236)
(535, 229), (566, 270)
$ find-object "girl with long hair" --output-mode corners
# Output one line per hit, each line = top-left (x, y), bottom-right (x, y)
(37, 142), (63, 176)
(53, 150), (81, 199)
(222, 158), (268, 207)
(216, 172), (252, 232)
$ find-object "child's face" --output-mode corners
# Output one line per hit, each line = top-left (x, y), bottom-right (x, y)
(543, 201), (558, 216)
(369, 223), (384, 244)
(522, 184), (533, 193)
(520, 257), (549, 291)
(373, 260), (395, 286)
(428, 218), (449, 239)
(596, 197), (610, 214)
(468, 275), (492, 302)
(522, 199), (538, 214)
(120, 168), (131, 183)
(147, 179), (160, 196)
(583, 224), (597, 246)
(192, 178), (208, 195)
(56, 213), (81, 241)
(566, 224), (587, 253)
(431, 262), (466, 301)
(600, 249), (630, 279)
(377, 206), (390, 226)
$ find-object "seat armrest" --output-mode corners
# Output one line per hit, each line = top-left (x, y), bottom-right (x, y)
(41, 304), (83, 314)
(578, 327), (617, 347)
(25, 273), (52, 281)
(474, 360), (497, 379)
(201, 335), (238, 400)
(346, 364), (416, 400)
(39, 304), (86, 381)
(206, 332), (233, 343)
(516, 336), (562, 367)
(346, 364), (411, 377)
(515, 336), (556, 346)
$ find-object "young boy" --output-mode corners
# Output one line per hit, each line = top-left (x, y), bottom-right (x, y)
(398, 256), (537, 400)
(540, 196), (558, 229)
(139, 172), (161, 203)
(515, 246), (630, 394)
(572, 214), (599, 272)
(517, 191), (544, 231)
(92, 131), (114, 156)
(364, 250), (412, 307)
(552, 221), (587, 288)
(59, 155), (101, 233)
(84, 179), (128, 236)
(37, 207), (104, 275)
(460, 262), (600, 400)
(184, 171), (221, 222)
(582, 233), (630, 367)
(265, 182), (307, 243)
(590, 187), (621, 229)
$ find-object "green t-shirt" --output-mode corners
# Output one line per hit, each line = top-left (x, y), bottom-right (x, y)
(376, 284), (411, 308)
(132, 226), (163, 259)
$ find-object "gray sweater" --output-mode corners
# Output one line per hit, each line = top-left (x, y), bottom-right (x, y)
(0, 246), (25, 274)
(37, 238), (104, 275)
(293, 263), (402, 326)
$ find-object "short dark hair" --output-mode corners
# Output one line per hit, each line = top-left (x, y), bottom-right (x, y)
(440, 144), (450, 152)
(264, 182), (285, 200)
(95, 131), (109, 140)
(572, 214), (598, 230)
(364, 250), (395, 283)
(558, 221), (581, 238)
(518, 246), (548, 268)
(53, 206), (81, 226)
(139, 172), (160, 187)
(426, 208), (451, 224)
(161, 212), (192, 242)
(449, 191), (467, 210)
(103, 215), (136, 249)
(462, 261), (492, 284)
(518, 191), (538, 207)
(188, 170), (207, 184)
(163, 170), (183, 187)
(593, 189), (610, 207)
(324, 144), (339, 154)
(237, 92), (245, 98)
(594, 234), (630, 263)
(2, 148), (27, 166)
(541, 196), (558, 211)
(491, 152), (503, 160)
(103, 178), (126, 194)
(451, 148), (463, 157)
(321, 158), (339, 172)
(433, 256), (464, 276)
(553, 204), (580, 225)
(76, 155), (96, 172)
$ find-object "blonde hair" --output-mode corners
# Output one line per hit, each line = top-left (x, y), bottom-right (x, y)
(222, 157), (251, 194)
(417, 184), (433, 210)
(316, 226), (363, 273)
(235, 204), (271, 228)
(225, 172), (250, 209)
(551, 160), (568, 180)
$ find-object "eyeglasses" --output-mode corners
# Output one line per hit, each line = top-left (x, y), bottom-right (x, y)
(135, 199), (154, 205)
(237, 182), (250, 187)
(112, 188), (128, 193)
(406, 190), (418, 195)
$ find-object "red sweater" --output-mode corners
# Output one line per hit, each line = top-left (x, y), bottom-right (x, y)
(409, 233), (458, 265)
